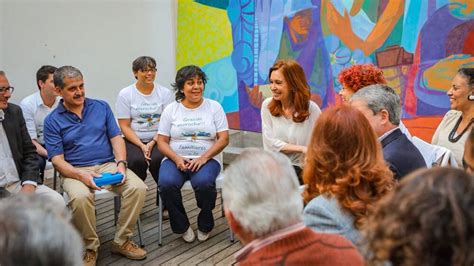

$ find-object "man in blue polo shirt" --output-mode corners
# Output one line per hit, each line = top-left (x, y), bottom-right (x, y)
(44, 66), (147, 266)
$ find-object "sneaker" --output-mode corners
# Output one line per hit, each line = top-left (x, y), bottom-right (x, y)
(83, 250), (97, 266)
(111, 239), (147, 260)
(197, 230), (210, 242)
(182, 227), (195, 243)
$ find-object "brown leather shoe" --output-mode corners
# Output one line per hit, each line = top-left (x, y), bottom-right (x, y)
(83, 250), (97, 266)
(111, 239), (147, 260)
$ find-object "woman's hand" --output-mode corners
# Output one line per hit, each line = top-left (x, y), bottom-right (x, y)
(174, 156), (191, 172)
(143, 140), (156, 160)
(139, 143), (150, 160)
(301, 146), (308, 154)
(188, 156), (209, 172)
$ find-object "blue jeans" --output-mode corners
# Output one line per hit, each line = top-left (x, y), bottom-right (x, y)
(158, 159), (220, 234)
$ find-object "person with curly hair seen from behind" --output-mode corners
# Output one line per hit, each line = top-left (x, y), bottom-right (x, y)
(261, 59), (321, 183)
(157, 65), (229, 243)
(364, 167), (474, 266)
(303, 105), (394, 250)
(338, 64), (386, 103)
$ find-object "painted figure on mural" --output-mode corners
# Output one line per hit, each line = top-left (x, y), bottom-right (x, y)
(228, 0), (333, 131)
(403, 0), (474, 117)
(324, 0), (404, 56)
(276, 0), (333, 108)
(322, 0), (405, 98)
(190, 0), (474, 135)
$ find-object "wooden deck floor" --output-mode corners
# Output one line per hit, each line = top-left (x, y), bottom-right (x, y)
(44, 171), (242, 265)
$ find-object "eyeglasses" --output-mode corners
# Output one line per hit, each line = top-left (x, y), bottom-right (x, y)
(0, 86), (14, 95)
(139, 68), (157, 73)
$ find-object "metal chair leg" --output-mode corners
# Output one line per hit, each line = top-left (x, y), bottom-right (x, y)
(230, 229), (235, 242)
(137, 217), (144, 247)
(158, 189), (163, 246)
(220, 189), (225, 217)
(219, 188), (235, 242)
(53, 169), (58, 191)
(114, 196), (120, 226)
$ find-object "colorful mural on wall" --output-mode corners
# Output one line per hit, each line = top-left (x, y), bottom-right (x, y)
(177, 0), (474, 140)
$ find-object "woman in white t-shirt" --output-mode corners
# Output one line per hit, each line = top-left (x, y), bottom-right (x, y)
(157, 65), (229, 242)
(261, 59), (321, 183)
(116, 56), (174, 182)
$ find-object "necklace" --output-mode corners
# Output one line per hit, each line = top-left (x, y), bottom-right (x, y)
(448, 116), (473, 143)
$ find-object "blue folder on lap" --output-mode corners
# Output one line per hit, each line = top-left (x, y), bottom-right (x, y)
(94, 172), (123, 187)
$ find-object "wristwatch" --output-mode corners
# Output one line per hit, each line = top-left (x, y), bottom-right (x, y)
(116, 160), (128, 168)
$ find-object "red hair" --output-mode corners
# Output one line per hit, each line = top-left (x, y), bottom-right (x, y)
(268, 60), (312, 123)
(303, 105), (394, 228)
(338, 64), (386, 92)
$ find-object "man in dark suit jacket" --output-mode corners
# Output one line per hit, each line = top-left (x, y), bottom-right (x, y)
(0, 70), (63, 207)
(351, 84), (426, 180)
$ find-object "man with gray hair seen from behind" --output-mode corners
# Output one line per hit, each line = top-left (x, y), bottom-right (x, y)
(0, 195), (83, 266)
(351, 84), (426, 180)
(222, 149), (364, 265)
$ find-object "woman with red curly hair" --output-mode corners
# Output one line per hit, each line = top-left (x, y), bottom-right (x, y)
(338, 64), (386, 102)
(261, 59), (321, 182)
(302, 105), (394, 249)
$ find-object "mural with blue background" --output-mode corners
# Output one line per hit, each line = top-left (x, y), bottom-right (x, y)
(178, 0), (474, 135)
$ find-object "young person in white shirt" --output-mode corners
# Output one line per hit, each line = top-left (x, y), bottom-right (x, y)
(20, 65), (59, 183)
(116, 56), (174, 183)
(156, 65), (229, 243)
(261, 59), (321, 183)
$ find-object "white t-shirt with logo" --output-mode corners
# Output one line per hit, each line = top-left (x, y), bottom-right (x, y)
(116, 83), (174, 142)
(158, 98), (228, 164)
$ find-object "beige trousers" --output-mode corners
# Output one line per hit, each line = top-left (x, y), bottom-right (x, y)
(62, 162), (147, 252)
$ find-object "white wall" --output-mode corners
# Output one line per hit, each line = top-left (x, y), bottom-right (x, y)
(1, 0), (176, 110)
(0, 0), (4, 66)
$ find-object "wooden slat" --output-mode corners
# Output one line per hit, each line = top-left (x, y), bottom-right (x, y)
(180, 236), (238, 265)
(197, 242), (242, 265)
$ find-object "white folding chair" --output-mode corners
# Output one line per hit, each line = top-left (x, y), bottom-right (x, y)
(411, 137), (458, 168)
(157, 173), (235, 245)
(57, 170), (144, 247)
